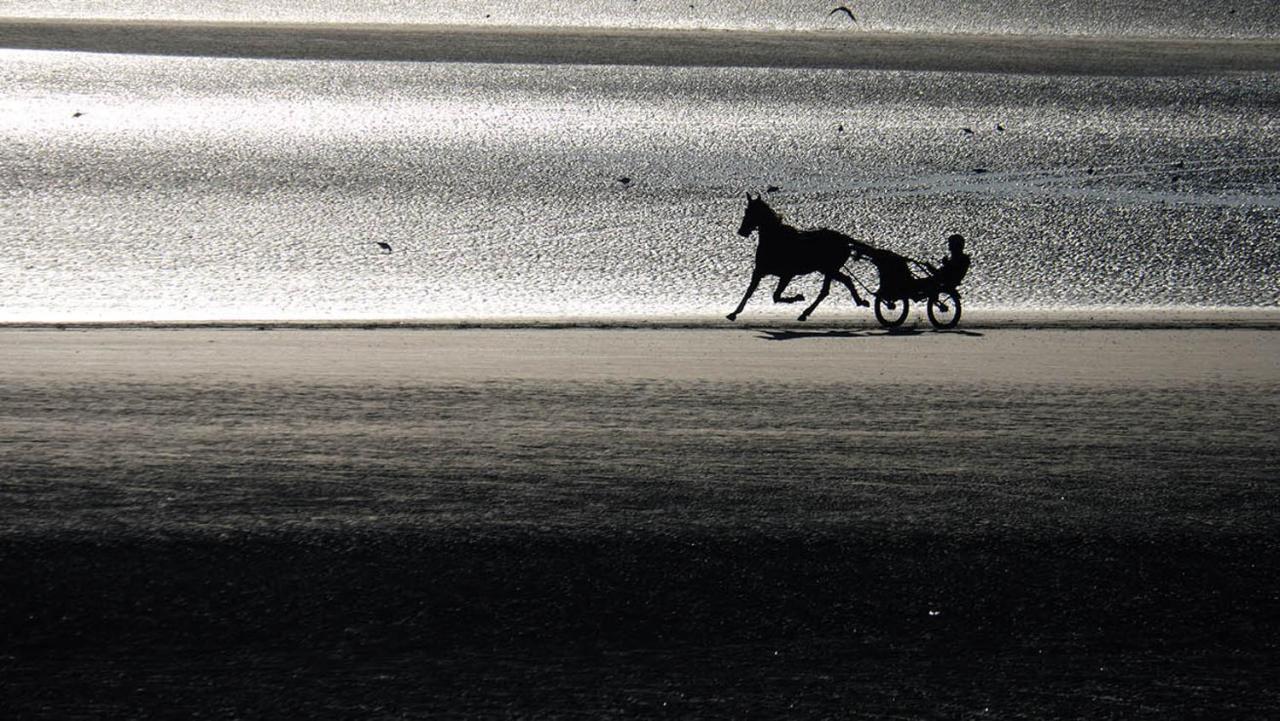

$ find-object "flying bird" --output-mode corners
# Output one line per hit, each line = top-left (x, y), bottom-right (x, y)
(972, 168), (989, 174)
(616, 176), (632, 186)
(72, 111), (84, 118)
(376, 242), (392, 254)
(829, 6), (857, 22)
(837, 123), (845, 133)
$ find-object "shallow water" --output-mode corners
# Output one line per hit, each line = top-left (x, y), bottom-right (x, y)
(2, 50), (1277, 321)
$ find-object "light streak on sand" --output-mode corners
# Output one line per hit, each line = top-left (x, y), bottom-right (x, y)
(1, 19), (1278, 75)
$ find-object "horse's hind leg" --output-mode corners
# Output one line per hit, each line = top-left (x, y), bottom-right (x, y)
(798, 275), (832, 321)
(727, 270), (763, 321)
(772, 275), (805, 304)
(833, 270), (870, 307)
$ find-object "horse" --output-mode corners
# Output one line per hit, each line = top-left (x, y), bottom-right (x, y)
(726, 193), (870, 321)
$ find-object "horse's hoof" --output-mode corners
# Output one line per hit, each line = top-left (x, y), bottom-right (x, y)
(798, 314), (808, 322)
(857, 300), (870, 307)
(726, 313), (737, 321)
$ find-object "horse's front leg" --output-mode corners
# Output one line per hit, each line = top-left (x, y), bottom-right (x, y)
(798, 275), (832, 321)
(726, 270), (763, 321)
(772, 275), (805, 304)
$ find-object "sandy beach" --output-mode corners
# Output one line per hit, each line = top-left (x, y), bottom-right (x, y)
(4, 0), (1278, 712)
(3, 18), (1279, 75)
(2, 325), (1277, 716)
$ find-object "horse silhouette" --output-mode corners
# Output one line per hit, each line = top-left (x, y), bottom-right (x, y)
(727, 193), (869, 321)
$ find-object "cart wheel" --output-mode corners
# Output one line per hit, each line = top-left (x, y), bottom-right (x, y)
(927, 289), (962, 329)
(874, 295), (909, 327)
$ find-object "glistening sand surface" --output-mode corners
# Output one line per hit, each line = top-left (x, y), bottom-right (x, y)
(2, 327), (1277, 716)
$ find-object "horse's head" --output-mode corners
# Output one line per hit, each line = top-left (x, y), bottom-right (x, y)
(737, 193), (776, 238)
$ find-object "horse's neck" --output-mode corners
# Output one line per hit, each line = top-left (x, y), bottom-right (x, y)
(757, 217), (794, 244)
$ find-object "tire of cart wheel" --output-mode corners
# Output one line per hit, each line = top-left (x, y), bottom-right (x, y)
(874, 295), (909, 327)
(927, 289), (962, 329)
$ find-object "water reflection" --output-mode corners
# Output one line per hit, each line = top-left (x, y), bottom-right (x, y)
(0, 52), (1277, 321)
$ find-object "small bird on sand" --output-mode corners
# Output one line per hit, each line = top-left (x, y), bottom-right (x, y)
(973, 168), (989, 174)
(960, 127), (974, 135)
(829, 6), (857, 22)
(996, 123), (1005, 132)
(837, 123), (845, 133)
(766, 184), (781, 192)
(616, 176), (632, 187)
(376, 242), (392, 254)
(72, 111), (84, 118)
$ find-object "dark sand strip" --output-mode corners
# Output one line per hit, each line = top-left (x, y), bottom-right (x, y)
(5, 531), (1275, 717)
(2, 18), (1279, 75)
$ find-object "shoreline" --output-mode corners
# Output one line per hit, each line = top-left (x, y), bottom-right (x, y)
(2, 19), (1278, 75)
(3, 308), (1279, 331)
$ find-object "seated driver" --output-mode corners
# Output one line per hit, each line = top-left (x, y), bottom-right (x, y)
(924, 234), (971, 289)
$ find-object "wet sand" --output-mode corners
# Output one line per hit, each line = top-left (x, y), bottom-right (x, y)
(2, 326), (1278, 717)
(2, 18), (1279, 75)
